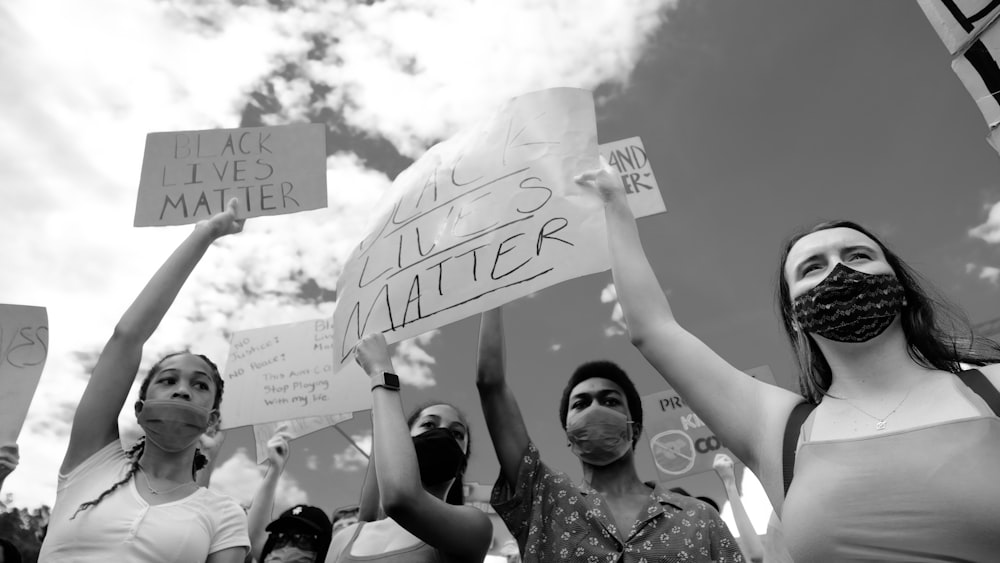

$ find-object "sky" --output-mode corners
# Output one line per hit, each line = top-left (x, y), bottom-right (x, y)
(3, 0), (1000, 541)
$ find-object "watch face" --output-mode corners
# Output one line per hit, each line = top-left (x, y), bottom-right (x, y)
(385, 372), (400, 388)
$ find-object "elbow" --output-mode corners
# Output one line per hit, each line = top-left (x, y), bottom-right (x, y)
(476, 365), (504, 391)
(380, 490), (419, 520)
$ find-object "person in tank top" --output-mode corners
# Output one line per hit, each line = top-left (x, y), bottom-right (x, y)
(575, 162), (1000, 561)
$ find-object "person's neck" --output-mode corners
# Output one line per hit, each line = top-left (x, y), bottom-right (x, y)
(581, 452), (646, 497)
(818, 320), (935, 399)
(139, 442), (196, 482)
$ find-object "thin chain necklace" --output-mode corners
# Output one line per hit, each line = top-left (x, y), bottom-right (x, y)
(840, 385), (915, 431)
(138, 465), (193, 496)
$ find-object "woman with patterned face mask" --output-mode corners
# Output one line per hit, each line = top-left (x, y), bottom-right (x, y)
(324, 332), (492, 563)
(575, 162), (1000, 562)
(39, 199), (251, 563)
(477, 309), (743, 563)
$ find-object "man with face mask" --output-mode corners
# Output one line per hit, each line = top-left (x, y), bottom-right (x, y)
(476, 308), (744, 562)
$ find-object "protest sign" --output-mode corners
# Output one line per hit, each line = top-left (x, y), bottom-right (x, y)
(220, 318), (371, 429)
(642, 366), (775, 484)
(0, 305), (48, 443)
(599, 137), (666, 218)
(952, 17), (1000, 127)
(252, 413), (354, 464)
(136, 123), (327, 227)
(916, 0), (1000, 54)
(333, 87), (609, 370)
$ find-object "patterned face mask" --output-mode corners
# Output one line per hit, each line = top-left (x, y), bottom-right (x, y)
(791, 263), (906, 343)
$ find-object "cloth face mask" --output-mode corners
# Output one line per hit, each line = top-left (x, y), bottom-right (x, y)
(413, 427), (466, 485)
(137, 399), (212, 453)
(566, 405), (632, 466)
(791, 262), (906, 343)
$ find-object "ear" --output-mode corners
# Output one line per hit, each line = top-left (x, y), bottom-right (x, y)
(208, 409), (221, 430)
(134, 400), (143, 418)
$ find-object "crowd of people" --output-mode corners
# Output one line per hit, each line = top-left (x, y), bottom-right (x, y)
(2, 154), (999, 562)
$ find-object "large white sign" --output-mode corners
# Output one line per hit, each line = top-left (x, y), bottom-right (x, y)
(917, 0), (1000, 54)
(0, 304), (48, 444)
(333, 87), (608, 369)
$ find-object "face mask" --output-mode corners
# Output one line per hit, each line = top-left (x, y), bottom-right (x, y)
(413, 427), (466, 485)
(791, 263), (906, 343)
(566, 405), (632, 466)
(264, 546), (316, 563)
(137, 399), (213, 453)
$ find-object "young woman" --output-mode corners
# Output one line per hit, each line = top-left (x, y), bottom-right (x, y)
(39, 200), (250, 562)
(326, 332), (492, 563)
(575, 164), (1000, 561)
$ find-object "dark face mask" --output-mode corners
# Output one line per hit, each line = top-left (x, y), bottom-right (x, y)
(791, 263), (906, 343)
(413, 427), (466, 486)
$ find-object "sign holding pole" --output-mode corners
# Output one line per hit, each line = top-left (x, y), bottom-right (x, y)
(0, 304), (48, 444)
(136, 123), (328, 227)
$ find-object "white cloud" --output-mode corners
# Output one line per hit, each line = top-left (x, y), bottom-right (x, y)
(208, 447), (308, 514)
(305, 454), (319, 471)
(550, 343), (562, 352)
(600, 282), (628, 337)
(970, 201), (1000, 243)
(981, 266), (1000, 285)
(332, 431), (372, 472)
(392, 330), (440, 388)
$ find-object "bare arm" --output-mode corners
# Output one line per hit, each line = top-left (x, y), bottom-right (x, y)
(576, 168), (801, 506)
(355, 333), (492, 562)
(247, 431), (291, 563)
(475, 307), (531, 489)
(356, 431), (381, 522)
(714, 454), (763, 562)
(61, 199), (244, 476)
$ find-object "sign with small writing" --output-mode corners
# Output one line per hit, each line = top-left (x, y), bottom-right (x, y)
(0, 305), (48, 443)
(598, 137), (665, 218)
(252, 413), (354, 464)
(333, 87), (606, 370)
(136, 123), (327, 226)
(220, 318), (370, 429)
(642, 366), (775, 484)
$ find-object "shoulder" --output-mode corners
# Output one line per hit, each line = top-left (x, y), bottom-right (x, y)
(196, 488), (249, 521)
(326, 522), (361, 563)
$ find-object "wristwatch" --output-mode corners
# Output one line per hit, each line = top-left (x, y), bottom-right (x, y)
(371, 371), (401, 392)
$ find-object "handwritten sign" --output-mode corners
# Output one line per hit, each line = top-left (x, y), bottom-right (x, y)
(916, 0), (1000, 54)
(642, 366), (775, 484)
(252, 413), (353, 464)
(0, 305), (48, 444)
(136, 123), (327, 227)
(333, 87), (606, 369)
(220, 318), (371, 429)
(599, 137), (665, 218)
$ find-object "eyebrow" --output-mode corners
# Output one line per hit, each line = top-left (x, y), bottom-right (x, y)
(570, 389), (623, 401)
(420, 414), (467, 433)
(793, 244), (877, 277)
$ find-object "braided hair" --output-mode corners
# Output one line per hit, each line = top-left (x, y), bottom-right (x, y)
(70, 351), (223, 519)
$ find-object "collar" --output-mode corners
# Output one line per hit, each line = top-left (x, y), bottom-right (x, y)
(579, 481), (685, 512)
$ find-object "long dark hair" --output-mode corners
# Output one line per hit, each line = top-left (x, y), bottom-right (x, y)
(406, 402), (470, 506)
(777, 220), (1000, 403)
(70, 352), (224, 519)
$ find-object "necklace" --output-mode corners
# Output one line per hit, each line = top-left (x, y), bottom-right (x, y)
(138, 465), (192, 496)
(841, 385), (915, 431)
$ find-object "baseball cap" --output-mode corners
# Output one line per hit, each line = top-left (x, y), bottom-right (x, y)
(265, 504), (332, 537)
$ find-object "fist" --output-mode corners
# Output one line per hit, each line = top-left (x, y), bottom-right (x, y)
(354, 333), (393, 377)
(573, 155), (625, 204)
(199, 197), (245, 239)
(198, 423), (227, 459)
(0, 443), (19, 480)
(712, 453), (736, 482)
(266, 430), (292, 472)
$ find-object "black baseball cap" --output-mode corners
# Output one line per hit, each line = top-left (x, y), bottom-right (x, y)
(266, 504), (332, 537)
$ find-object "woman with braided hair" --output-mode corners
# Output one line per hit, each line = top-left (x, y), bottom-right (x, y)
(39, 199), (250, 562)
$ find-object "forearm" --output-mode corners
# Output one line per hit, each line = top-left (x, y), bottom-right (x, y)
(114, 224), (217, 341)
(722, 480), (764, 560)
(476, 308), (506, 389)
(357, 440), (381, 521)
(248, 466), (281, 561)
(603, 193), (677, 342)
(371, 386), (423, 511)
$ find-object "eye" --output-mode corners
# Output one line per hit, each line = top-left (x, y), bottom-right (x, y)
(195, 381), (210, 391)
(801, 263), (822, 276)
(450, 429), (465, 440)
(420, 420), (435, 428)
(603, 397), (621, 406)
(847, 251), (871, 261)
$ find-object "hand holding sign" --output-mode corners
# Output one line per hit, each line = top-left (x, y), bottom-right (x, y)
(198, 197), (245, 240)
(354, 332), (393, 377)
(573, 156), (625, 204)
(0, 443), (18, 489)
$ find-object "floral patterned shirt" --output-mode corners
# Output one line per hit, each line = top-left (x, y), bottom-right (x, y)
(491, 442), (744, 563)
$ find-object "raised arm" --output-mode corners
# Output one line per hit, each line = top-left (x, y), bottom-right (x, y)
(354, 333), (492, 562)
(356, 429), (381, 523)
(475, 307), (531, 490)
(714, 454), (763, 563)
(61, 199), (244, 475)
(575, 167), (800, 504)
(247, 430), (291, 563)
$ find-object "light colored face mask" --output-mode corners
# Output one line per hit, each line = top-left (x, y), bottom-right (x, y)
(566, 405), (633, 466)
(137, 399), (213, 453)
(264, 546), (317, 563)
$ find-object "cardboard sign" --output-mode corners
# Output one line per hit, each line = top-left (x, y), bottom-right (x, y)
(220, 318), (371, 429)
(0, 305), (48, 443)
(252, 413), (353, 464)
(333, 87), (607, 370)
(136, 123), (327, 226)
(599, 137), (666, 218)
(916, 0), (1000, 54)
(642, 366), (775, 484)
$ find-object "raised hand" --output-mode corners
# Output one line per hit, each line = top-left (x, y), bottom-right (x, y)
(354, 332), (393, 377)
(713, 452), (737, 485)
(573, 155), (626, 203)
(198, 197), (245, 240)
(266, 428), (292, 474)
(198, 423), (227, 462)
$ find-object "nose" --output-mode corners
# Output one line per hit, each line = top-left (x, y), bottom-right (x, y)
(172, 383), (192, 400)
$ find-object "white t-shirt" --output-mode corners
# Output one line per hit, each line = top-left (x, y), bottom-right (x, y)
(40, 441), (249, 562)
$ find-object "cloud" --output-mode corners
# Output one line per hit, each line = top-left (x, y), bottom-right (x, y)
(600, 282), (628, 337)
(970, 201), (1000, 243)
(550, 343), (562, 352)
(332, 432), (372, 472)
(208, 447), (308, 514)
(981, 266), (1000, 285)
(392, 330), (440, 388)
